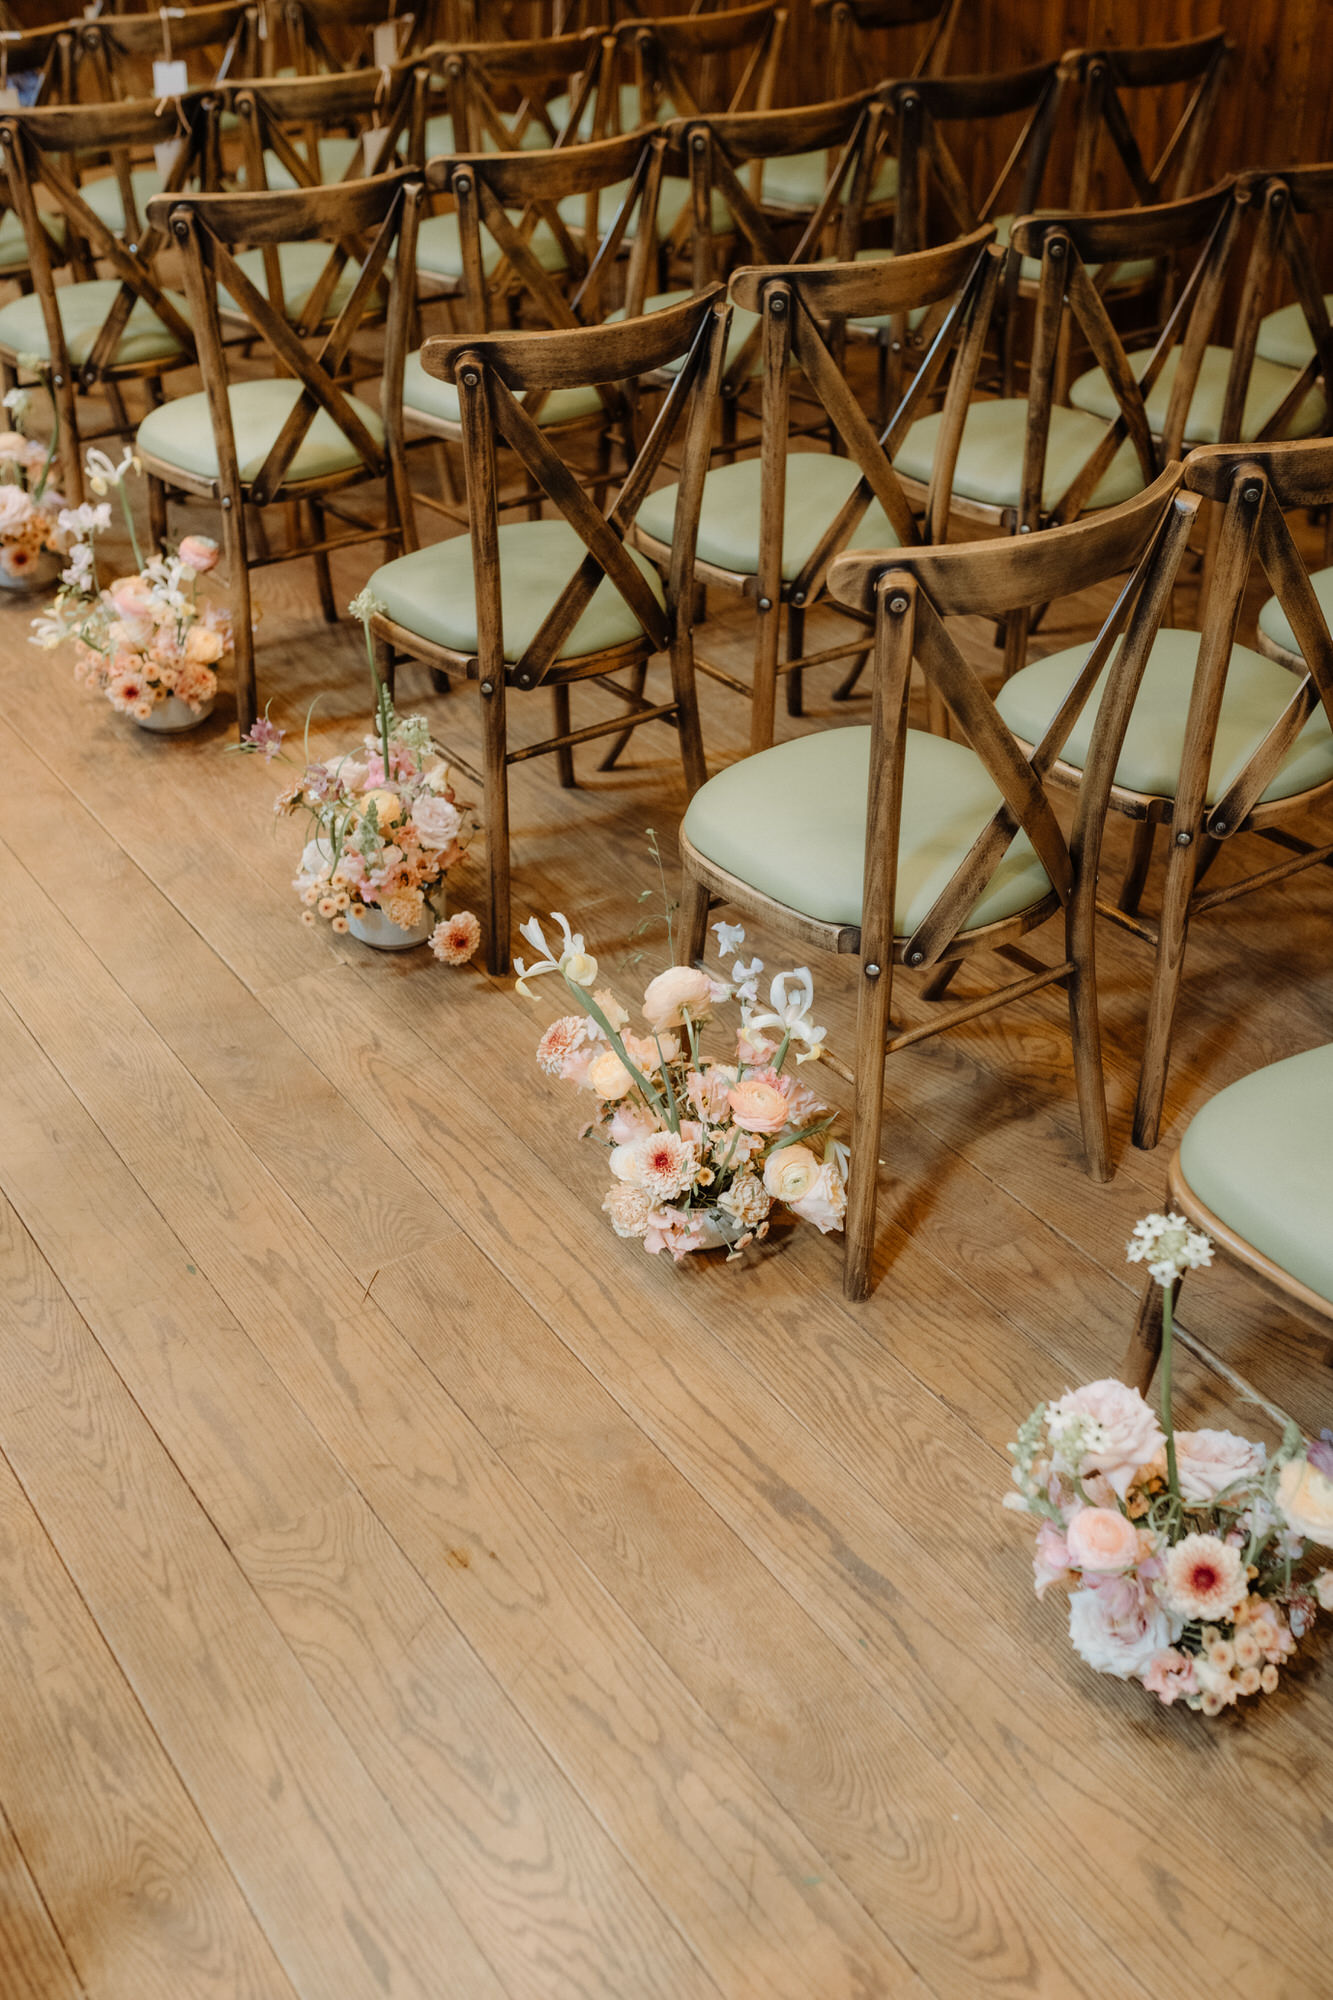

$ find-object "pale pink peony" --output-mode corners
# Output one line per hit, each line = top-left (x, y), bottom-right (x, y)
(178, 533), (219, 571)
(1047, 1379), (1165, 1501)
(1162, 1534), (1248, 1621)
(1174, 1429), (1266, 1506)
(1065, 1506), (1142, 1574)
(727, 1077), (790, 1134)
(787, 1162), (846, 1235)
(643, 964), (714, 1029)
(1068, 1576), (1174, 1680)
(1033, 1521), (1072, 1599)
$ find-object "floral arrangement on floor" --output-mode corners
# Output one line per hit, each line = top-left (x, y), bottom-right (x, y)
(239, 588), (481, 963)
(1005, 1213), (1333, 1714)
(516, 872), (846, 1261)
(30, 446), (231, 721)
(0, 368), (65, 585)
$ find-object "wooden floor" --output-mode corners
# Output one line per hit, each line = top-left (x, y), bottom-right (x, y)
(2, 457), (1332, 2000)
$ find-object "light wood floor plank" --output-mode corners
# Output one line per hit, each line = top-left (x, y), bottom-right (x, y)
(0, 1800), (88, 2000)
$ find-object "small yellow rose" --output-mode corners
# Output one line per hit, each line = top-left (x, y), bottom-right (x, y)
(358, 787), (404, 828)
(1277, 1456), (1333, 1547)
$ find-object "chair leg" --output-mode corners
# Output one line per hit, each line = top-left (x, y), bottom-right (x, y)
(53, 368), (82, 506)
(1001, 602), (1031, 681)
(372, 630), (396, 704)
(552, 682), (575, 788)
(679, 867), (711, 966)
(308, 500), (338, 624)
(480, 674), (512, 976)
(750, 596), (782, 754)
(669, 632), (708, 796)
(146, 473), (168, 554)
(1117, 817), (1156, 916)
(597, 662), (646, 771)
(784, 601), (805, 718)
(220, 496), (256, 737)
(1122, 1272), (1168, 1394)
(1067, 953), (1112, 1183)
(1133, 831), (1198, 1151)
(843, 958), (894, 1302)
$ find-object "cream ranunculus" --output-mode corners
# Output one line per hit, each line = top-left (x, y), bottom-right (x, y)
(185, 623), (225, 664)
(787, 1162), (846, 1234)
(762, 1142), (821, 1204)
(588, 1049), (634, 1100)
(1065, 1507), (1141, 1574)
(1277, 1456), (1333, 1548)
(643, 964), (714, 1030)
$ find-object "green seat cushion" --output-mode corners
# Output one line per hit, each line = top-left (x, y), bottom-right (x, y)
(371, 518), (664, 660)
(1179, 1043), (1333, 1306)
(991, 211), (1156, 288)
(894, 397), (1146, 512)
(136, 376), (383, 483)
(79, 164), (166, 235)
(1254, 296), (1333, 371)
(0, 206), (65, 268)
(683, 725), (1052, 932)
(220, 241), (366, 322)
(637, 451), (903, 580)
(1068, 342), (1327, 445)
(605, 287), (761, 376)
(402, 346), (602, 428)
(0, 278), (189, 367)
(415, 207), (568, 280)
(1257, 562), (1333, 660)
(760, 149), (897, 211)
(556, 174), (730, 239)
(995, 626), (1333, 804)
(261, 135), (365, 190)
(544, 82), (661, 141)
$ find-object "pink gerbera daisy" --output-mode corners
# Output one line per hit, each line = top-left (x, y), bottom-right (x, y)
(1163, 1534), (1248, 1622)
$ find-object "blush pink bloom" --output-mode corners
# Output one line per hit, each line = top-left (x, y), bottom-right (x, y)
(536, 1014), (602, 1084)
(786, 1162), (846, 1234)
(643, 1207), (712, 1261)
(607, 1103), (658, 1146)
(686, 1066), (735, 1122)
(1065, 1507), (1141, 1574)
(1068, 1576), (1174, 1680)
(1162, 1534), (1248, 1622)
(1047, 1379), (1165, 1500)
(642, 965), (713, 1029)
(1174, 1429), (1266, 1506)
(1033, 1522), (1072, 1600)
(108, 573), (155, 618)
(727, 1077), (790, 1134)
(1141, 1648), (1198, 1705)
(430, 911), (481, 965)
(178, 533), (220, 572)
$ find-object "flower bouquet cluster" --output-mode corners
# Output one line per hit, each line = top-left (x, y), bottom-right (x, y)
(1006, 1214), (1333, 1714)
(31, 447), (231, 727)
(242, 596), (481, 961)
(0, 375), (65, 588)
(517, 894), (846, 1261)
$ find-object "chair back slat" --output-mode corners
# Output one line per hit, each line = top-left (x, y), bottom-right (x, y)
(1064, 32), (1233, 210)
(80, 5), (260, 102)
(886, 62), (1065, 258)
(814, 0), (963, 98)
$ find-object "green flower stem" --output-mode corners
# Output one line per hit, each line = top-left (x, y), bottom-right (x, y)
(563, 974), (671, 1126)
(762, 1115), (835, 1161)
(772, 1029), (791, 1076)
(655, 1033), (680, 1128)
(1161, 1280), (1181, 1509)
(115, 474), (143, 573)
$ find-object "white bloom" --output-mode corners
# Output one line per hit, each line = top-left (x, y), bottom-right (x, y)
(744, 968), (827, 1060)
(1174, 1430), (1266, 1506)
(348, 586), (387, 622)
(1068, 1583), (1174, 1680)
(712, 920), (746, 958)
(409, 794), (462, 849)
(84, 444), (136, 494)
(1126, 1211), (1213, 1288)
(515, 911), (596, 996)
(732, 955), (764, 1007)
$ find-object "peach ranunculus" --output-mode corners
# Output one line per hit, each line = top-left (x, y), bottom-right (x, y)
(588, 1049), (634, 1100)
(1174, 1429), (1266, 1506)
(787, 1161), (846, 1234)
(185, 623), (225, 665)
(178, 533), (220, 571)
(108, 573), (154, 618)
(726, 1077), (790, 1134)
(762, 1142), (821, 1204)
(1065, 1506), (1141, 1574)
(1276, 1454), (1333, 1548)
(643, 965), (714, 1030)
(1046, 1379), (1165, 1502)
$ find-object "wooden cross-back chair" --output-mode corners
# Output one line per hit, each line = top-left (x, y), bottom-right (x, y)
(367, 288), (730, 973)
(621, 1), (786, 128)
(423, 27), (610, 156)
(0, 20), (79, 108)
(994, 437), (1333, 1154)
(266, 0), (444, 78)
(138, 168), (425, 733)
(226, 63), (425, 197)
(1063, 31), (1233, 219)
(407, 129), (666, 528)
(79, 5), (261, 103)
(677, 462), (1185, 1298)
(814, 0), (963, 98)
(632, 226), (998, 753)
(0, 95), (215, 502)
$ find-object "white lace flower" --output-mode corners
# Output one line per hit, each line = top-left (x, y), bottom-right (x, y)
(348, 586), (387, 623)
(712, 920), (746, 959)
(1126, 1212), (1213, 1288)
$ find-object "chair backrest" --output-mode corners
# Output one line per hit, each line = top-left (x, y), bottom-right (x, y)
(149, 169), (424, 506)
(0, 21), (80, 107)
(1008, 180), (1242, 530)
(826, 462), (1186, 970)
(1063, 30), (1233, 212)
(426, 128), (665, 332)
(619, 3), (786, 125)
(420, 287), (729, 687)
(224, 64), (425, 189)
(1222, 166), (1333, 454)
(728, 225), (998, 586)
(0, 95), (207, 377)
(657, 89), (889, 313)
(79, 5), (261, 103)
(425, 28), (608, 153)
(813, 0), (964, 99)
(268, 0), (444, 78)
(883, 60), (1065, 257)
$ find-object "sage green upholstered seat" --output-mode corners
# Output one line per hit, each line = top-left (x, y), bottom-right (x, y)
(137, 377), (383, 484)
(261, 136), (364, 190)
(1068, 343), (1327, 444)
(415, 208), (568, 281)
(0, 278), (189, 367)
(760, 149), (898, 211)
(605, 288), (760, 375)
(555, 174), (729, 239)
(893, 397), (1146, 513)
(1256, 564), (1333, 661)
(402, 347), (603, 429)
(79, 165), (166, 234)
(1178, 1043), (1333, 1305)
(637, 452), (903, 580)
(995, 626), (1333, 803)
(0, 206), (64, 267)
(1254, 296), (1333, 370)
(682, 725), (1052, 931)
(219, 241), (366, 322)
(371, 519), (664, 662)
(990, 211), (1155, 287)
(544, 83), (661, 139)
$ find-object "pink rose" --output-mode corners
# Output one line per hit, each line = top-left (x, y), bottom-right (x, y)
(726, 1078), (790, 1134)
(1065, 1507), (1141, 1574)
(1068, 1576), (1174, 1681)
(410, 793), (462, 850)
(108, 573), (154, 618)
(1033, 1522), (1071, 1600)
(178, 533), (219, 572)
(1048, 1379), (1165, 1501)
(1174, 1429), (1266, 1506)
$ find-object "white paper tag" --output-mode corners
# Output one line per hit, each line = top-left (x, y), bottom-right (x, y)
(0, 86), (18, 112)
(154, 136), (184, 179)
(152, 57), (189, 97)
(360, 125), (393, 173)
(372, 21), (402, 69)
